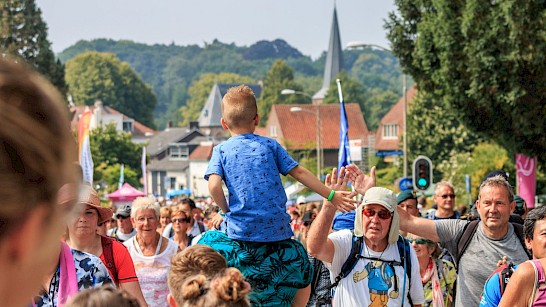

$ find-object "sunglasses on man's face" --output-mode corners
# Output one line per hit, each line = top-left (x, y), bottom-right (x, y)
(303, 221), (312, 227)
(439, 194), (456, 199)
(407, 238), (434, 245)
(362, 208), (392, 220)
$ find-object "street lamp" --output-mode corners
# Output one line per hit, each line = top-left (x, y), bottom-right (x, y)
(289, 106), (321, 178)
(346, 42), (409, 178)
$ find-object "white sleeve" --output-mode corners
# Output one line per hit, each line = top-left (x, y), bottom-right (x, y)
(408, 243), (425, 304)
(324, 229), (353, 278)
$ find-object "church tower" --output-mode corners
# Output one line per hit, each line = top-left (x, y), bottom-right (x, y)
(312, 6), (343, 104)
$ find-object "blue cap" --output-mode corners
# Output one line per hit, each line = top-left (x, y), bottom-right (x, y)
(332, 211), (355, 231)
(397, 190), (417, 205)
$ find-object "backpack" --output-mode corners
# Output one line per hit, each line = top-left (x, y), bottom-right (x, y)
(327, 234), (413, 305)
(454, 220), (532, 268)
(100, 235), (119, 285)
(487, 262), (516, 295)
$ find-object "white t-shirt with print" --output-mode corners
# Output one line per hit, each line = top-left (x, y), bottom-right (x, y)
(325, 229), (425, 306)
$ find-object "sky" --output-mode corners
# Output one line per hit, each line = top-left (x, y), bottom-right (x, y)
(36, 0), (396, 60)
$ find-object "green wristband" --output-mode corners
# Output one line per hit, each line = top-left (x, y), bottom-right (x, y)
(327, 190), (335, 202)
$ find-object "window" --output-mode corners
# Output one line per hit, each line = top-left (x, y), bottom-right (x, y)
(164, 177), (176, 190)
(122, 120), (133, 132)
(270, 126), (277, 137)
(169, 144), (189, 160)
(383, 124), (398, 139)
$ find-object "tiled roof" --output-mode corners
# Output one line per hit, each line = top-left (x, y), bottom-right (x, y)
(272, 103), (369, 150)
(375, 87), (417, 151)
(189, 144), (213, 160)
(147, 128), (205, 156)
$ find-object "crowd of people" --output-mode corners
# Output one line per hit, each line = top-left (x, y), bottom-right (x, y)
(1, 60), (543, 307)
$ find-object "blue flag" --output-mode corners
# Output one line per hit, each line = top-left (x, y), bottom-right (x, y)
(337, 79), (351, 170)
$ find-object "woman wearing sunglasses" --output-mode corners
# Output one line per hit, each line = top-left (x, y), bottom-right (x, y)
(307, 166), (425, 306)
(406, 234), (456, 307)
(170, 210), (192, 250)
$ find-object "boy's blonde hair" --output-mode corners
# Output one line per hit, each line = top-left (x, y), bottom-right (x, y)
(221, 85), (257, 128)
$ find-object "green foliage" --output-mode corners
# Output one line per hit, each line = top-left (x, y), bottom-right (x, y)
(386, 0), (546, 164)
(178, 72), (255, 126)
(65, 51), (157, 128)
(437, 142), (512, 200)
(95, 163), (140, 193)
(59, 39), (403, 130)
(258, 60), (307, 125)
(406, 91), (484, 181)
(89, 124), (143, 188)
(0, 0), (67, 94)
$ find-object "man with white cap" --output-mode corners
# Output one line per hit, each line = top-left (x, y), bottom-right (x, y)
(308, 166), (424, 306)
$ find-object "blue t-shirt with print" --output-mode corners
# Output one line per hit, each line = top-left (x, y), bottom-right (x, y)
(205, 134), (298, 242)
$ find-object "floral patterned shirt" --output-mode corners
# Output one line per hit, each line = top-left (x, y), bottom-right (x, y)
(34, 249), (112, 306)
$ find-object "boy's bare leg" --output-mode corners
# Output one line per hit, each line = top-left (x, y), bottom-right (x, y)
(292, 285), (311, 307)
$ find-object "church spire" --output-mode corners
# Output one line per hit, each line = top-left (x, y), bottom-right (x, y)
(313, 5), (343, 103)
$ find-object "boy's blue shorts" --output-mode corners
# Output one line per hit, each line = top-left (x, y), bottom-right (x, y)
(198, 230), (313, 307)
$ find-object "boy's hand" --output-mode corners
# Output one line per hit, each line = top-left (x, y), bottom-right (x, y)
(345, 165), (376, 195)
(325, 167), (357, 212)
(330, 191), (357, 212)
(325, 167), (349, 191)
(211, 213), (224, 230)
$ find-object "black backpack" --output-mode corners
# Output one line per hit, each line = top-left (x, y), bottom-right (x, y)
(454, 220), (532, 268)
(327, 234), (413, 305)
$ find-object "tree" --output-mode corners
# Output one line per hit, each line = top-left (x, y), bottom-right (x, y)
(406, 90), (484, 181)
(65, 51), (156, 128)
(258, 60), (307, 126)
(386, 0), (546, 163)
(89, 124), (143, 190)
(0, 0), (67, 93)
(179, 72), (254, 126)
(437, 142), (513, 201)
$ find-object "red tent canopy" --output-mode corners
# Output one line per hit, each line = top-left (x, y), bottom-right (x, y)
(107, 183), (145, 202)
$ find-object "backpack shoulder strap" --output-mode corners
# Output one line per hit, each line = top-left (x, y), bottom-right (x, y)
(329, 234), (363, 289)
(397, 235), (413, 306)
(101, 235), (118, 284)
(198, 222), (205, 234)
(456, 220), (480, 268)
(512, 222), (532, 259)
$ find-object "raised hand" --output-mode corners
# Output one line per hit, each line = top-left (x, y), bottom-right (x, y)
(325, 167), (357, 212)
(345, 165), (376, 196)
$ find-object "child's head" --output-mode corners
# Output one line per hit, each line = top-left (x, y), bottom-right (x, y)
(168, 245), (228, 305)
(65, 286), (139, 307)
(221, 85), (258, 131)
(175, 268), (251, 307)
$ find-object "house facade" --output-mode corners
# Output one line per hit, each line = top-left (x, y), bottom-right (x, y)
(266, 103), (371, 171)
(145, 125), (209, 196)
(70, 100), (157, 144)
(374, 87), (417, 162)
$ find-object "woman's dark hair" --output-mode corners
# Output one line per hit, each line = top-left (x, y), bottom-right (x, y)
(524, 206), (546, 240)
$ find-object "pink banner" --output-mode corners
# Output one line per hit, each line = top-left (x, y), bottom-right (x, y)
(516, 154), (537, 208)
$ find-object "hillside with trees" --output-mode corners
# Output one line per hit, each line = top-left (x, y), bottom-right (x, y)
(59, 38), (405, 130)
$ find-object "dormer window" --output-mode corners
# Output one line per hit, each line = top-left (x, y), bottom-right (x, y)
(123, 120), (134, 132)
(169, 144), (189, 160)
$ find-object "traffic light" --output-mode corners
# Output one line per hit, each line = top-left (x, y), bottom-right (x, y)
(412, 155), (433, 191)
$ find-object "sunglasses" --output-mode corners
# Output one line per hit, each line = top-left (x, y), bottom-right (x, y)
(303, 221), (312, 227)
(362, 208), (392, 220)
(439, 194), (456, 199)
(172, 218), (190, 223)
(407, 238), (434, 245)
